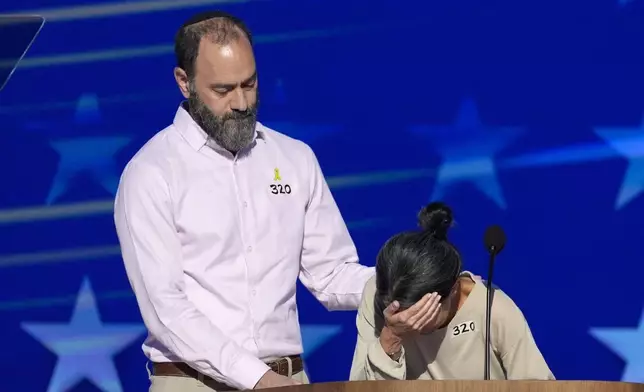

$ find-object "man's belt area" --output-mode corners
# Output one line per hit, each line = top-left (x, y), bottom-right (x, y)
(153, 355), (303, 390)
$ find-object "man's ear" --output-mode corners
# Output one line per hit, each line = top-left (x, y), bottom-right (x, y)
(174, 67), (190, 99)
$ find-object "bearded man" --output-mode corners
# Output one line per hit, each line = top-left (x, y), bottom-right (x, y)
(113, 11), (374, 392)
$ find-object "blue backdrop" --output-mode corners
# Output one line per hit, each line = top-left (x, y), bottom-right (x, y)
(1, 1), (643, 391)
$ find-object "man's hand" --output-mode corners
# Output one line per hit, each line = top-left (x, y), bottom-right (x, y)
(254, 370), (302, 389)
(383, 292), (442, 338)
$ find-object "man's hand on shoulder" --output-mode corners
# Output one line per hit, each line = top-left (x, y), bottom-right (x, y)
(254, 370), (302, 389)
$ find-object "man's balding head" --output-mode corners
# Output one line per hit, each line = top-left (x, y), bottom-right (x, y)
(174, 11), (252, 79)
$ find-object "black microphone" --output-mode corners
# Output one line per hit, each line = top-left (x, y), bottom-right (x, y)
(483, 225), (506, 380)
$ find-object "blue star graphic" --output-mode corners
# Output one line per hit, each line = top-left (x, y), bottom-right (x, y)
(48, 136), (131, 204)
(47, 93), (131, 204)
(300, 324), (343, 360)
(21, 277), (146, 392)
(595, 116), (644, 210)
(265, 122), (342, 144)
(410, 98), (524, 209)
(589, 307), (644, 383)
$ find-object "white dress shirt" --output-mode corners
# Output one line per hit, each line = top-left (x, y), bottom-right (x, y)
(114, 105), (375, 390)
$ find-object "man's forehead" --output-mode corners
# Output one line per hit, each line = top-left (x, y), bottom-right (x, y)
(197, 39), (253, 64)
(195, 40), (255, 82)
(196, 63), (257, 86)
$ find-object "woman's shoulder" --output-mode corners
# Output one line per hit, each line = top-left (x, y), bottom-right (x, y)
(358, 274), (385, 330)
(363, 274), (377, 295)
(465, 275), (527, 324)
(479, 282), (529, 331)
(360, 275), (378, 310)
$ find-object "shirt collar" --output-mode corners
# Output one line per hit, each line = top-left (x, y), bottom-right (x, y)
(173, 102), (265, 153)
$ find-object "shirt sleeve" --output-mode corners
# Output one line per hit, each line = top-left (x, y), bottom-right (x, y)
(113, 160), (270, 390)
(350, 277), (407, 381)
(493, 292), (555, 380)
(298, 146), (375, 310)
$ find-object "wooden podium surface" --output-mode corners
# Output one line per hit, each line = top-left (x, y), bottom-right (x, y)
(268, 380), (644, 392)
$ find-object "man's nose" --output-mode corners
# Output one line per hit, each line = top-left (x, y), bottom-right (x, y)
(230, 88), (248, 111)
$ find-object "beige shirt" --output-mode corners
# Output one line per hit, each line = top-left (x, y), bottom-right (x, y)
(350, 272), (555, 381)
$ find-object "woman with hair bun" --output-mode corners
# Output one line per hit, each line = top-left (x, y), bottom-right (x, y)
(349, 202), (554, 381)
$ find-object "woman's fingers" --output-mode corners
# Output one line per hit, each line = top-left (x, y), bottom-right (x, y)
(386, 292), (445, 335)
(383, 301), (400, 319)
(404, 293), (435, 326)
(410, 293), (438, 326)
(419, 296), (442, 330)
(414, 294), (442, 330)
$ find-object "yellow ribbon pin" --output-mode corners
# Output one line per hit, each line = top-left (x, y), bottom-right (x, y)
(273, 168), (281, 181)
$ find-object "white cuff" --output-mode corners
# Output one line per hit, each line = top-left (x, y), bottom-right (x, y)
(227, 354), (271, 390)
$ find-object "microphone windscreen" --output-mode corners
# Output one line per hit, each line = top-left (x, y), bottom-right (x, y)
(484, 225), (506, 254)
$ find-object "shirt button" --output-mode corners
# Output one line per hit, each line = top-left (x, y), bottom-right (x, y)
(247, 246), (253, 252)
(243, 201), (248, 208)
(251, 290), (257, 296)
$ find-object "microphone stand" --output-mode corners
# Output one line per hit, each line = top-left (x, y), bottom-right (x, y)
(484, 246), (497, 381)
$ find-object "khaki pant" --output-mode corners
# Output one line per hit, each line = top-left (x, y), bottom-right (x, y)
(148, 363), (310, 391)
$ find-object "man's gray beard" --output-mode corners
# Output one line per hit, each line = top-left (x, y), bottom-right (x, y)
(188, 87), (258, 154)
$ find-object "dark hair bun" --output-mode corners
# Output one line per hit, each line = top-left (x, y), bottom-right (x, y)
(417, 202), (453, 240)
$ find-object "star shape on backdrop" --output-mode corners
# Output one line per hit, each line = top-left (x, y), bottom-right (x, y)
(619, 0), (634, 6)
(47, 93), (131, 204)
(21, 277), (146, 392)
(409, 98), (524, 209)
(300, 324), (344, 360)
(264, 122), (343, 144)
(595, 115), (644, 210)
(589, 307), (644, 383)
